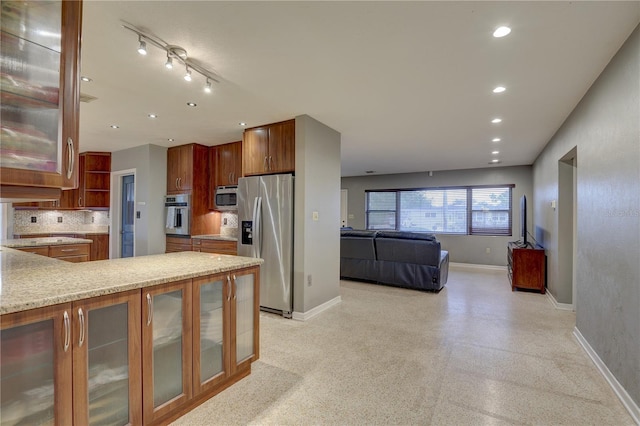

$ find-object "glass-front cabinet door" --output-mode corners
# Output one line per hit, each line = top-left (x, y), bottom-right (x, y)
(193, 274), (229, 395)
(142, 280), (192, 424)
(1, 304), (73, 426)
(231, 267), (260, 372)
(72, 290), (142, 425)
(0, 0), (81, 190)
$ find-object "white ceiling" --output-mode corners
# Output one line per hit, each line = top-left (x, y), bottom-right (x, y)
(79, 1), (639, 177)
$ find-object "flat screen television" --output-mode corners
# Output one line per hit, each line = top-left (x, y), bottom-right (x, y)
(520, 195), (527, 246)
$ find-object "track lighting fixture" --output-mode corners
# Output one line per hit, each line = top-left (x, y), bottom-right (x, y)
(123, 22), (220, 91)
(137, 37), (147, 55)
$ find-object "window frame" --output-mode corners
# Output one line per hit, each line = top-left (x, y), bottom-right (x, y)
(365, 184), (514, 236)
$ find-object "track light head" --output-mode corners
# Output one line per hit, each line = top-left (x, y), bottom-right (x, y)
(184, 67), (192, 82)
(137, 37), (147, 55)
(165, 55), (173, 69)
(204, 79), (212, 93)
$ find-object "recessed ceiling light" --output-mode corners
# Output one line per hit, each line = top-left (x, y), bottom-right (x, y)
(187, 102), (197, 107)
(492, 138), (501, 142)
(81, 76), (92, 82)
(493, 26), (511, 38)
(110, 125), (119, 129)
(491, 159), (500, 163)
(492, 151), (500, 155)
(168, 138), (175, 142)
(239, 122), (246, 126)
(365, 170), (376, 174)
(493, 86), (506, 93)
(148, 113), (157, 119)
(491, 118), (502, 124)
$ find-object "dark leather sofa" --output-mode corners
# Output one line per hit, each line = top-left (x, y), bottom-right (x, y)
(340, 230), (449, 291)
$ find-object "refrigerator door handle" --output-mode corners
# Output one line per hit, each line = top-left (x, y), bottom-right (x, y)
(251, 196), (259, 258)
(255, 196), (263, 258)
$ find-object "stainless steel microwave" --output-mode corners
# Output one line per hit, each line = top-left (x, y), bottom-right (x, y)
(214, 186), (238, 211)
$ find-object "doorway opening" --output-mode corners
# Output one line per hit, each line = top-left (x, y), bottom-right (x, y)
(558, 147), (577, 310)
(110, 169), (136, 258)
(121, 175), (135, 258)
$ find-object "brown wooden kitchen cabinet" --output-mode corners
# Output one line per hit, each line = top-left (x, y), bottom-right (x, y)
(209, 141), (242, 209)
(166, 236), (193, 253)
(141, 279), (193, 424)
(78, 152), (111, 209)
(216, 141), (242, 186)
(0, 1), (82, 200)
(197, 239), (237, 255)
(242, 119), (295, 176)
(86, 233), (109, 261)
(192, 266), (259, 397)
(0, 290), (141, 426)
(13, 152), (111, 210)
(16, 242), (90, 262)
(167, 144), (208, 194)
(166, 143), (214, 236)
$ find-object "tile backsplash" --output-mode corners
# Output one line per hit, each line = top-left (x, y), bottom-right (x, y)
(220, 212), (238, 238)
(13, 210), (110, 234)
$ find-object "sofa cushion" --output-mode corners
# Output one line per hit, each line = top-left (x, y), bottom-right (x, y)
(375, 237), (441, 266)
(375, 231), (436, 241)
(340, 229), (378, 238)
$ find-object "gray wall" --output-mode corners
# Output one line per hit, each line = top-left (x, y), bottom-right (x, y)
(293, 115), (342, 314)
(341, 166), (533, 266)
(111, 144), (167, 256)
(533, 25), (639, 408)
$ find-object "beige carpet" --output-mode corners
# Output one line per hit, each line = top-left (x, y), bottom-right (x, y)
(172, 264), (634, 425)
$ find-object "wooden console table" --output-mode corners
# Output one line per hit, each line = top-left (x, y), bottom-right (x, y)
(507, 242), (546, 293)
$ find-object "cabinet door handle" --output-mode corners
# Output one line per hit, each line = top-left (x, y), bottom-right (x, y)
(78, 197), (82, 207)
(146, 293), (153, 326)
(226, 275), (231, 302)
(78, 308), (85, 347)
(60, 248), (79, 253)
(63, 311), (70, 352)
(233, 274), (237, 300)
(269, 156), (273, 171)
(229, 172), (233, 183)
(263, 156), (268, 171)
(66, 137), (74, 180)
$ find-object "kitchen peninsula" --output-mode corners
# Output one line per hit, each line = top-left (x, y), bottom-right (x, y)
(1, 249), (262, 425)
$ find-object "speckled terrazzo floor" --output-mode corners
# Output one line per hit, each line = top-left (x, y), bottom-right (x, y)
(172, 265), (635, 425)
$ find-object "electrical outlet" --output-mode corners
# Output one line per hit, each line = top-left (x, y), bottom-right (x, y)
(485, 247), (491, 254)
(57, 216), (63, 223)
(307, 275), (312, 287)
(31, 216), (37, 223)
(136, 211), (141, 219)
(92, 216), (95, 223)
(223, 218), (228, 225)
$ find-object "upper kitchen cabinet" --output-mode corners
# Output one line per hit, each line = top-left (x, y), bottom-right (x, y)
(242, 119), (295, 176)
(216, 141), (242, 186)
(167, 144), (208, 194)
(0, 1), (82, 199)
(78, 152), (111, 209)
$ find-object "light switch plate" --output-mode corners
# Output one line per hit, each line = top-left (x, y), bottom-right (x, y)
(312, 211), (319, 221)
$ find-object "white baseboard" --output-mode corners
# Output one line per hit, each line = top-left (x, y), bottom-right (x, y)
(292, 296), (342, 321)
(449, 262), (507, 271)
(546, 290), (575, 311)
(574, 327), (640, 425)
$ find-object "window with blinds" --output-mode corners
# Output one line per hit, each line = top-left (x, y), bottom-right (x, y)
(366, 185), (513, 236)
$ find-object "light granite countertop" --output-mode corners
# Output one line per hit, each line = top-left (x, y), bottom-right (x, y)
(192, 234), (238, 242)
(0, 249), (262, 315)
(2, 237), (93, 248)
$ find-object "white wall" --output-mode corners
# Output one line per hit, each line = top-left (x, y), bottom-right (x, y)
(293, 115), (342, 315)
(111, 144), (167, 256)
(341, 166), (533, 266)
(533, 25), (639, 411)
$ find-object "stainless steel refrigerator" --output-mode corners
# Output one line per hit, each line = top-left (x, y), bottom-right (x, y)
(237, 174), (294, 317)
